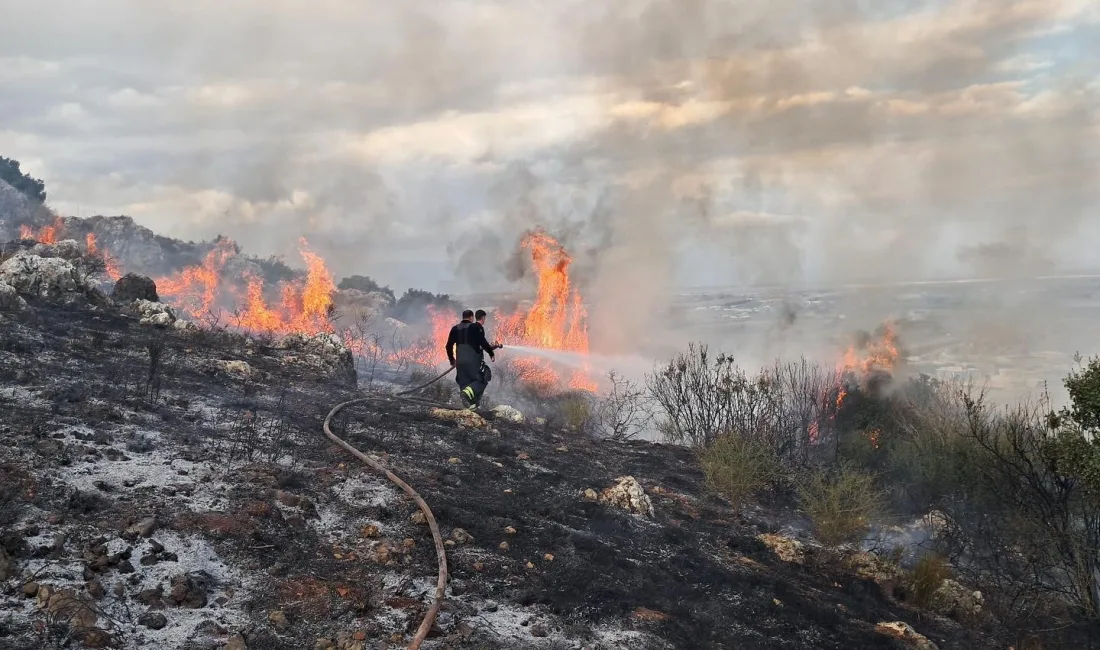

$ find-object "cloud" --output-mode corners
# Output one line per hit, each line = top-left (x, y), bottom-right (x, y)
(0, 0), (1096, 313)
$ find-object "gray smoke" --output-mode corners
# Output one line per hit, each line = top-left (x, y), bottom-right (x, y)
(1, 0), (1098, 369)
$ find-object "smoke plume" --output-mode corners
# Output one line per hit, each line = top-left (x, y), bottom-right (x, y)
(1, 0), (1098, 382)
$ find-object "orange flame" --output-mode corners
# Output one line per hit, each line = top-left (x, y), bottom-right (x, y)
(155, 238), (336, 337)
(820, 321), (902, 447)
(496, 230), (589, 354)
(19, 217), (64, 244)
(446, 229), (596, 392)
(84, 233), (123, 281)
(156, 239), (236, 319)
(839, 321), (900, 379)
(235, 239), (335, 336)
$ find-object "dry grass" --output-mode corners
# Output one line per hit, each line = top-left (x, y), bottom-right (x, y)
(908, 553), (952, 608)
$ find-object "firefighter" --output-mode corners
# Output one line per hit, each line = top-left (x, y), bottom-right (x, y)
(445, 309), (502, 409)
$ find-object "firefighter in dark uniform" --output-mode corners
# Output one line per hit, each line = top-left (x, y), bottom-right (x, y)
(445, 309), (502, 409)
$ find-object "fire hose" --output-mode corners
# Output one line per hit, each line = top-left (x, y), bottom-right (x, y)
(321, 366), (456, 650)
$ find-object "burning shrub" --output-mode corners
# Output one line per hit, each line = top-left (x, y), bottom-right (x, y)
(700, 434), (782, 508)
(797, 462), (884, 547)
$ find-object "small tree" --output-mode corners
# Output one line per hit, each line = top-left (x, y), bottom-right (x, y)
(0, 155), (47, 203)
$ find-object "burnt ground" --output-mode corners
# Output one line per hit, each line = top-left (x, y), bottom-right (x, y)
(0, 300), (996, 650)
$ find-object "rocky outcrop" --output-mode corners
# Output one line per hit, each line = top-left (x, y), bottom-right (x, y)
(875, 621), (939, 649)
(112, 273), (159, 303)
(597, 476), (654, 518)
(274, 332), (357, 386)
(929, 579), (984, 621)
(430, 408), (488, 429)
(757, 533), (806, 564)
(0, 281), (26, 311)
(32, 238), (83, 260)
(491, 405), (525, 424)
(131, 299), (177, 327)
(0, 251), (96, 302)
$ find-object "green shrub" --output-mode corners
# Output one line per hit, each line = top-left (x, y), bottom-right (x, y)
(798, 462), (884, 546)
(560, 393), (593, 431)
(908, 553), (952, 608)
(700, 434), (782, 508)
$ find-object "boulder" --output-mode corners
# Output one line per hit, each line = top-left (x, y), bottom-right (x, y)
(275, 332), (356, 386)
(0, 281), (26, 311)
(131, 299), (177, 326)
(33, 239), (83, 260)
(597, 476), (654, 518)
(112, 273), (159, 303)
(430, 408), (487, 429)
(874, 621), (939, 649)
(491, 405), (525, 424)
(757, 533), (805, 564)
(0, 251), (91, 301)
(929, 579), (984, 621)
(219, 360), (253, 379)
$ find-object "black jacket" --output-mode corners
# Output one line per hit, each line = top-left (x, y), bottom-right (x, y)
(446, 321), (496, 365)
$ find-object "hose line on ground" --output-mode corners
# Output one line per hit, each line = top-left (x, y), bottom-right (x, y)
(322, 365), (455, 650)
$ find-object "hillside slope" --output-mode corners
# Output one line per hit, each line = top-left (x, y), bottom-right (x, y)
(0, 295), (987, 650)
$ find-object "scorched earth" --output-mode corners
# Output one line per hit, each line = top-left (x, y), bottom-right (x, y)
(0, 239), (990, 650)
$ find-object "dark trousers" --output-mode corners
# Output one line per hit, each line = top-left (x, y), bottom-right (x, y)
(456, 356), (490, 404)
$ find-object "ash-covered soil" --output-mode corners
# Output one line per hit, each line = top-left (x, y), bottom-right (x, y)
(0, 299), (992, 650)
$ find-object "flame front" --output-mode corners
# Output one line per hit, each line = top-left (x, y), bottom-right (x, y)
(236, 239), (336, 336)
(477, 229), (595, 391)
(156, 240), (236, 319)
(155, 238), (336, 336)
(19, 217), (64, 244)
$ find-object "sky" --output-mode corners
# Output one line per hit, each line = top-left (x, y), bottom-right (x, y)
(0, 0), (1098, 298)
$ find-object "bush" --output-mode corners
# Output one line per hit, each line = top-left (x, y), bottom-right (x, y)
(387, 289), (460, 325)
(647, 345), (840, 465)
(560, 392), (593, 432)
(700, 434), (783, 508)
(908, 553), (952, 609)
(896, 385), (1100, 619)
(798, 462), (884, 547)
(338, 274), (396, 302)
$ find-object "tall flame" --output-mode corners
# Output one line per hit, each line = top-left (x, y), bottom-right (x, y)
(236, 239), (335, 336)
(496, 230), (589, 354)
(427, 229), (596, 391)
